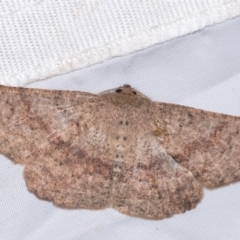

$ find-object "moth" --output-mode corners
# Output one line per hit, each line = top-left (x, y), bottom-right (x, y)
(0, 84), (239, 219)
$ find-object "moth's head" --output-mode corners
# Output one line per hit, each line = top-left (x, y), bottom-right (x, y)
(114, 84), (137, 96)
(99, 84), (150, 99)
(98, 84), (151, 107)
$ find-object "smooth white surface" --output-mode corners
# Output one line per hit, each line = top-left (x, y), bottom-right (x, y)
(0, 16), (240, 240)
(1, 0), (240, 86)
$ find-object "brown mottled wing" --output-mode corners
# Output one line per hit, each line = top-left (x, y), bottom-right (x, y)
(154, 102), (240, 188)
(0, 85), (112, 209)
(113, 134), (203, 219)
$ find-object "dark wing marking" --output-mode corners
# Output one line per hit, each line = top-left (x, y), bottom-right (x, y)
(154, 102), (240, 188)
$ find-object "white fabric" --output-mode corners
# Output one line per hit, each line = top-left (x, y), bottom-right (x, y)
(0, 0), (240, 86)
(0, 15), (240, 239)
